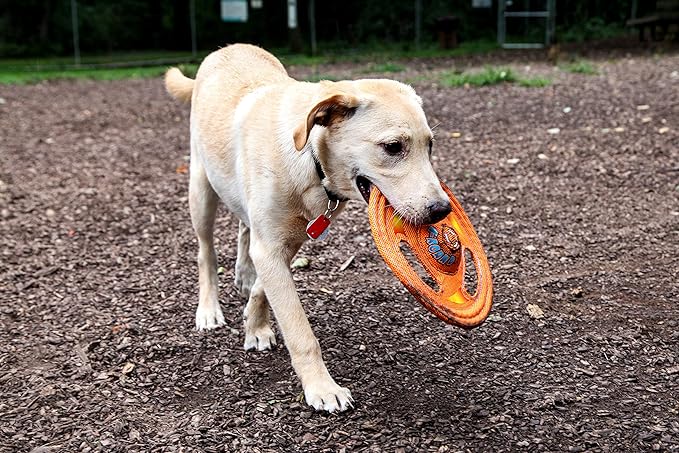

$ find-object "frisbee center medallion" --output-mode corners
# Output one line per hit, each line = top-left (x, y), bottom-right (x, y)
(423, 224), (462, 274)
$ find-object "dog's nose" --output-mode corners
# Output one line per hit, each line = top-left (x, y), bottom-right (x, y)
(423, 200), (452, 224)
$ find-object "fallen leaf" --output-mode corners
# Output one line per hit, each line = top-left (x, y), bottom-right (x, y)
(450, 131), (462, 138)
(291, 257), (310, 269)
(547, 128), (560, 134)
(175, 162), (189, 174)
(506, 158), (520, 165)
(526, 304), (544, 319)
(338, 255), (355, 272)
(658, 127), (669, 134)
(636, 104), (650, 110)
(302, 433), (316, 443)
(121, 362), (135, 375)
(111, 324), (127, 334)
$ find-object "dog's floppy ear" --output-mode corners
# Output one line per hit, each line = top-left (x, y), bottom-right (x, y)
(293, 94), (359, 151)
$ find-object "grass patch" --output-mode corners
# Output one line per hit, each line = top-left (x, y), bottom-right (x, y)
(1, 40), (499, 85)
(0, 64), (198, 85)
(404, 74), (434, 85)
(0, 50), (200, 71)
(441, 67), (516, 87)
(440, 67), (550, 88)
(303, 73), (341, 82)
(518, 77), (551, 87)
(561, 60), (598, 75)
(363, 62), (406, 73)
(277, 39), (499, 67)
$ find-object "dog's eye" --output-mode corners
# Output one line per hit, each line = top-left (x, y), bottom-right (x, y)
(382, 142), (403, 155)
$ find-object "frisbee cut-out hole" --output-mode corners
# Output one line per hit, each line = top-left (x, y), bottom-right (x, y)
(399, 242), (440, 292)
(464, 249), (478, 296)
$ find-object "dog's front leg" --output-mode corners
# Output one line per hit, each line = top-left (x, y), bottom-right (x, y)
(248, 229), (353, 413)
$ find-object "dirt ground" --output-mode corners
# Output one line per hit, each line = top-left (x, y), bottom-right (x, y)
(1, 47), (678, 453)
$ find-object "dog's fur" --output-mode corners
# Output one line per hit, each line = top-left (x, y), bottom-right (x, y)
(165, 44), (450, 412)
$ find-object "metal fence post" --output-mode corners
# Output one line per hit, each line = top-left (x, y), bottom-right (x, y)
(415, 0), (422, 50)
(190, 0), (197, 57)
(70, 0), (80, 66)
(309, 0), (317, 56)
(497, 0), (506, 46)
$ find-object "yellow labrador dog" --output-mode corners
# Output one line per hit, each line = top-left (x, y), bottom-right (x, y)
(165, 44), (451, 413)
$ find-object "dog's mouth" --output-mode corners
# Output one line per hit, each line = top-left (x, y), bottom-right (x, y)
(356, 176), (373, 203)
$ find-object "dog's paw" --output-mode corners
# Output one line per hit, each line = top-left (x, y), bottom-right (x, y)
(304, 380), (354, 413)
(244, 326), (276, 351)
(195, 304), (226, 330)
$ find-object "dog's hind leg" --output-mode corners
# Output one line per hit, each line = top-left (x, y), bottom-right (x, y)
(243, 278), (276, 351)
(238, 224), (276, 350)
(189, 150), (225, 330)
(235, 222), (257, 298)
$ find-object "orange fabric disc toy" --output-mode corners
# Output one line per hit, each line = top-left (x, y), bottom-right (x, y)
(368, 182), (493, 329)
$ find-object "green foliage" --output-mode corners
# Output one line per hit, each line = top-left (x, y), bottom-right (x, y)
(280, 39), (498, 67)
(441, 67), (516, 87)
(440, 67), (550, 88)
(517, 77), (551, 87)
(303, 73), (341, 82)
(364, 62), (406, 73)
(0, 65), (198, 85)
(0, 0), (637, 59)
(561, 60), (598, 75)
(0, 40), (499, 85)
(557, 17), (626, 43)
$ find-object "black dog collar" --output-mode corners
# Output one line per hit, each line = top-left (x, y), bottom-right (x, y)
(310, 148), (349, 203)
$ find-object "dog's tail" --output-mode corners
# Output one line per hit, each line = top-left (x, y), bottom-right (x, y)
(165, 67), (194, 103)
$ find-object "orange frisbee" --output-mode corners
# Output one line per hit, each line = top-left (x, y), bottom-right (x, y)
(368, 182), (493, 328)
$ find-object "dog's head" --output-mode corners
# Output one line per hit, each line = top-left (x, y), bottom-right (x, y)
(293, 79), (450, 225)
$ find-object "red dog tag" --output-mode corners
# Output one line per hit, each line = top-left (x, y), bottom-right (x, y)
(306, 214), (331, 240)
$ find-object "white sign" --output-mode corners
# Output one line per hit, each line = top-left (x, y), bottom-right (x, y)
(287, 0), (298, 29)
(221, 0), (248, 22)
(251, 0), (263, 8)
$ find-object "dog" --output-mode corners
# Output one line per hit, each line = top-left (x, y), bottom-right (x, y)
(165, 44), (451, 413)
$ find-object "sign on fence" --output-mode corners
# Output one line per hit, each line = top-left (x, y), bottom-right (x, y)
(221, 0), (248, 22)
